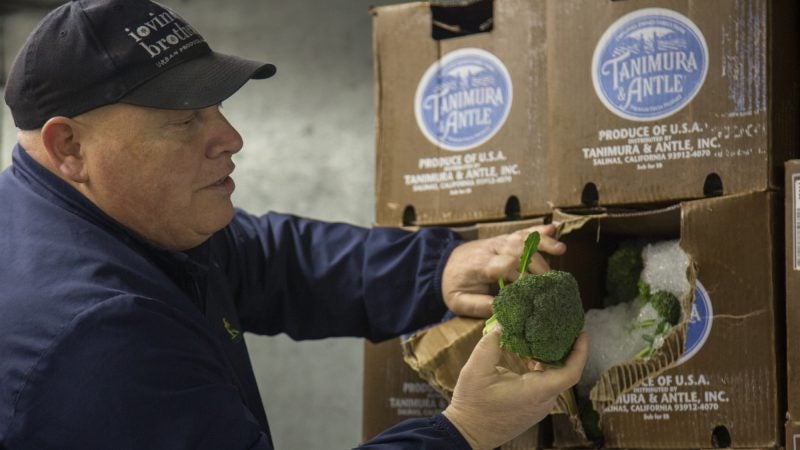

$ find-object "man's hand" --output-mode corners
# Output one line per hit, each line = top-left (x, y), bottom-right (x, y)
(441, 224), (566, 318)
(443, 327), (589, 450)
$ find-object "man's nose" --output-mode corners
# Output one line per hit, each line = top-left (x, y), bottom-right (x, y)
(207, 107), (243, 157)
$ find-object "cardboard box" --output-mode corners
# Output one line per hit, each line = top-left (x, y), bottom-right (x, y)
(547, 0), (799, 208)
(550, 191), (782, 449)
(372, 0), (549, 226)
(403, 192), (782, 449)
(786, 160), (800, 450)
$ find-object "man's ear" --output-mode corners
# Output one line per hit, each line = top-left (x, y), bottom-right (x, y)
(40, 117), (88, 183)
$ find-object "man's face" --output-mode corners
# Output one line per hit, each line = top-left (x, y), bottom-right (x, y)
(76, 103), (243, 250)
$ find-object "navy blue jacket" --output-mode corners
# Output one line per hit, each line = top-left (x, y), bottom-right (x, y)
(0, 145), (471, 450)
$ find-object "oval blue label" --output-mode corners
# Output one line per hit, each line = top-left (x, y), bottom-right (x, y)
(592, 8), (708, 121)
(415, 48), (513, 151)
(676, 280), (713, 365)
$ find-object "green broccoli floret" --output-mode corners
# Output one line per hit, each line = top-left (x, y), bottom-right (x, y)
(492, 270), (585, 364)
(650, 290), (681, 326)
(633, 283), (683, 359)
(483, 231), (584, 365)
(604, 241), (644, 307)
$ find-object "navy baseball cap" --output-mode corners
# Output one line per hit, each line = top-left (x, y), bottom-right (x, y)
(4, 0), (276, 130)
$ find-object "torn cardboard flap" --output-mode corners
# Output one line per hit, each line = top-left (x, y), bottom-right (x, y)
(402, 316), (483, 399)
(402, 316), (541, 399)
(588, 317), (686, 410)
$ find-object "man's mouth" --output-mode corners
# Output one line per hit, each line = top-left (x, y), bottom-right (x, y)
(205, 173), (235, 193)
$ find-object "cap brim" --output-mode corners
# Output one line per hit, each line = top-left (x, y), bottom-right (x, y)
(120, 52), (275, 110)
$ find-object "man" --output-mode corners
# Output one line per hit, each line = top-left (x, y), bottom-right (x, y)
(0, 0), (587, 449)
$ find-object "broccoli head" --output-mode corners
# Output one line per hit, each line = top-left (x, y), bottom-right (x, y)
(604, 241), (644, 307)
(650, 290), (681, 325)
(633, 284), (683, 359)
(492, 270), (584, 364)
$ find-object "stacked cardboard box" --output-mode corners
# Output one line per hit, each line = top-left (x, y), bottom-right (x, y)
(546, 0), (797, 209)
(365, 0), (798, 448)
(372, 0), (548, 227)
(373, 0), (798, 228)
(785, 160), (800, 450)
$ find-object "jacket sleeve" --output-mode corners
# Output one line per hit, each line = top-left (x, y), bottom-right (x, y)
(355, 413), (472, 450)
(216, 211), (462, 341)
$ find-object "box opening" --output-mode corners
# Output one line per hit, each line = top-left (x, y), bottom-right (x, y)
(703, 173), (724, 198)
(581, 183), (600, 207)
(430, 0), (493, 40)
(711, 425), (732, 448)
(554, 207), (683, 312)
(504, 195), (520, 220)
(551, 206), (692, 444)
(402, 205), (416, 226)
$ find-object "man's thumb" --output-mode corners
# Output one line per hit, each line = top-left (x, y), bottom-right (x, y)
(465, 323), (503, 375)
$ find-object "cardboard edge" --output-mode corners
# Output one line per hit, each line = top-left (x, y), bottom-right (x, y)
(401, 316), (484, 399)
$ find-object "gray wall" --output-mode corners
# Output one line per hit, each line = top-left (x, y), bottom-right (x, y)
(1, 1), (407, 448)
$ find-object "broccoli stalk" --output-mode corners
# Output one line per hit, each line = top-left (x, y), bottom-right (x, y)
(483, 231), (585, 366)
(482, 231), (541, 335)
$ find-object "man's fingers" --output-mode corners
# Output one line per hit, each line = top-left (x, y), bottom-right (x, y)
(526, 254), (551, 275)
(538, 233), (567, 256)
(486, 253), (520, 283)
(516, 223), (556, 239)
(521, 332), (589, 394)
(463, 324), (503, 376)
(448, 293), (494, 318)
(564, 331), (589, 373)
(539, 223), (557, 237)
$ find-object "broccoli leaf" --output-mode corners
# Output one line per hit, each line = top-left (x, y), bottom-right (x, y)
(517, 231), (541, 277)
(485, 231), (542, 335)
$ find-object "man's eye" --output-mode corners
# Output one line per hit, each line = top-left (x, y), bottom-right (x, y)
(174, 112), (198, 126)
